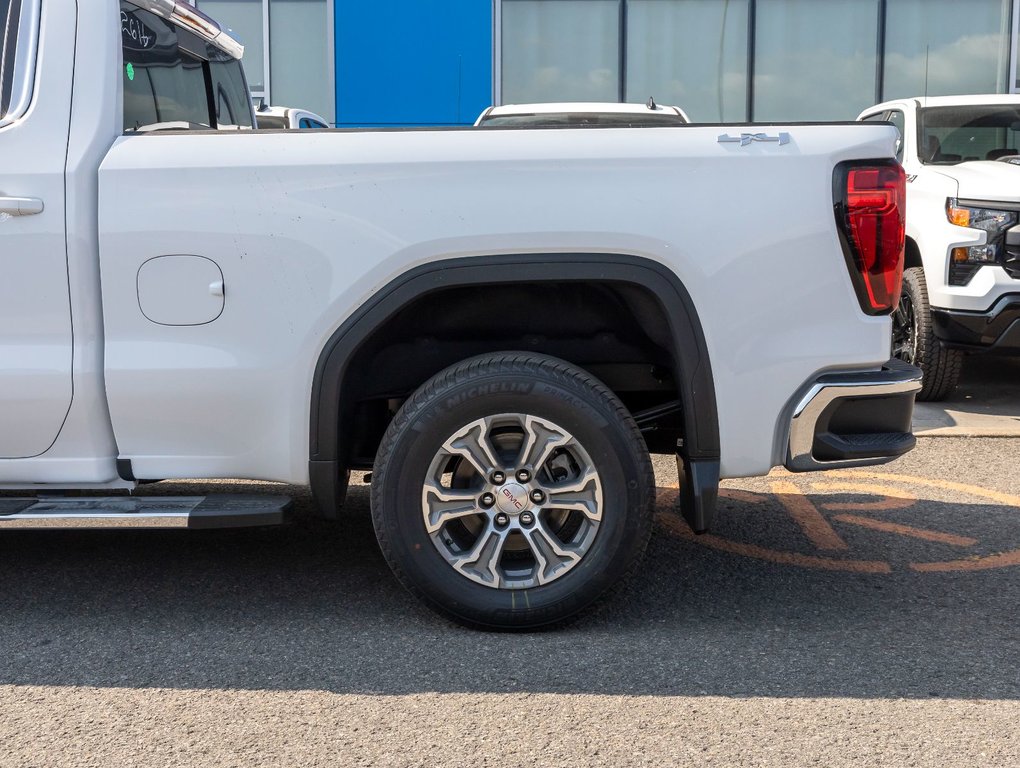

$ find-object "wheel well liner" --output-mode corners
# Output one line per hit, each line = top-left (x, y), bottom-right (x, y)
(904, 237), (922, 270)
(308, 253), (719, 514)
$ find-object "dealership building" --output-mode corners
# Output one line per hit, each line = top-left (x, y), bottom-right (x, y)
(191, 0), (1020, 127)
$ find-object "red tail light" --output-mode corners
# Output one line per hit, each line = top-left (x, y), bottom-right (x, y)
(834, 162), (906, 315)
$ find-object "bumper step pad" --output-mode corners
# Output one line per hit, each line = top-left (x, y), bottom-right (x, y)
(0, 495), (291, 530)
(814, 431), (916, 462)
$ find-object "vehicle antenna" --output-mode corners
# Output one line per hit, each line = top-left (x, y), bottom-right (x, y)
(647, 96), (657, 111)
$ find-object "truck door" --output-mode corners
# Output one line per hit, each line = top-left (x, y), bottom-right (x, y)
(0, 0), (74, 458)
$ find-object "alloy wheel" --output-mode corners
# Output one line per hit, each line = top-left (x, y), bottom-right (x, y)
(421, 413), (603, 590)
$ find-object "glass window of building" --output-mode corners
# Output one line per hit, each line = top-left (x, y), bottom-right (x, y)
(501, 0), (621, 104)
(498, 0), (1018, 122)
(194, 0), (335, 124)
(753, 0), (879, 121)
(626, 0), (748, 122)
(883, 0), (1013, 100)
(199, 0), (267, 94)
(269, 0), (332, 121)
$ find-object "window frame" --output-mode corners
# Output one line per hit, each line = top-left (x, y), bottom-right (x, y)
(0, 0), (39, 128)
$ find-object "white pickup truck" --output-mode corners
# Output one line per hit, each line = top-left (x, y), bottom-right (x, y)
(0, 0), (920, 629)
(859, 96), (1020, 400)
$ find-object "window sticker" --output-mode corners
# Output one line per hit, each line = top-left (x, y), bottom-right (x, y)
(121, 8), (157, 51)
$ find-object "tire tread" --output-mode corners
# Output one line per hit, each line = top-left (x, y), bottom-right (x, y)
(902, 267), (964, 402)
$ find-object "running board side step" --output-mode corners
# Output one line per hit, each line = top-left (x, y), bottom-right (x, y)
(0, 495), (291, 529)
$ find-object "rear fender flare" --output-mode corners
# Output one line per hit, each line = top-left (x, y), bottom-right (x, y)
(308, 253), (720, 517)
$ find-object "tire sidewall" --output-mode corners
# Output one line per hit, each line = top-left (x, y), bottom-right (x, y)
(372, 362), (650, 628)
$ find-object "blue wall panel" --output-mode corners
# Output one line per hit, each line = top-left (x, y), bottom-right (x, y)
(336, 0), (493, 127)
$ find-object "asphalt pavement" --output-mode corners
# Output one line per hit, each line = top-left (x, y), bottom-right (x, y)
(914, 355), (1020, 435)
(1, 354), (1017, 766)
(1, 432), (1019, 766)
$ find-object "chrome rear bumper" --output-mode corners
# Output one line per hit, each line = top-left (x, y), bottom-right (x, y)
(786, 359), (922, 472)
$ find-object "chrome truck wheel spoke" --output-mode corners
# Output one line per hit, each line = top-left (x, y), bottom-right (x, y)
(422, 413), (603, 590)
(516, 415), (572, 474)
(421, 482), (485, 534)
(522, 518), (584, 584)
(451, 524), (510, 588)
(441, 418), (501, 478)
(542, 468), (603, 522)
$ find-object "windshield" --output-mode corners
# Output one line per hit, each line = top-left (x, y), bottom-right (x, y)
(478, 112), (687, 128)
(917, 105), (1020, 165)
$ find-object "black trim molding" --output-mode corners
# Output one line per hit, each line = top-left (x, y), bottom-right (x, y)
(308, 253), (720, 519)
(116, 458), (136, 482)
(933, 294), (1020, 351)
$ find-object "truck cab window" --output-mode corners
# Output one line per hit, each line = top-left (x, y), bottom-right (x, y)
(121, 1), (253, 132)
(122, 3), (211, 132)
(208, 45), (253, 130)
(1, 0), (22, 119)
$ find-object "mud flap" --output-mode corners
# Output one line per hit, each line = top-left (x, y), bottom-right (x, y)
(676, 456), (720, 534)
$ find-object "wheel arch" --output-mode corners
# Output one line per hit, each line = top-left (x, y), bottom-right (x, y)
(308, 253), (720, 517)
(904, 236), (923, 270)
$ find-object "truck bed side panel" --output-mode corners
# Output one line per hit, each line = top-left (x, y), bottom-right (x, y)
(97, 125), (898, 482)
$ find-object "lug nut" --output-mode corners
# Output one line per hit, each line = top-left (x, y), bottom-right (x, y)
(516, 469), (531, 483)
(490, 471), (506, 485)
(480, 492), (496, 508)
(520, 511), (535, 526)
(494, 512), (510, 527)
(530, 489), (545, 504)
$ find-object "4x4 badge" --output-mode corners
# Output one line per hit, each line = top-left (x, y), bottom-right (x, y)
(718, 132), (791, 146)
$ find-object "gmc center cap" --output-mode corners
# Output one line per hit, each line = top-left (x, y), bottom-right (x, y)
(496, 483), (529, 516)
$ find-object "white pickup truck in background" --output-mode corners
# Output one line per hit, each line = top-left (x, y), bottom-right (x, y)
(0, 0), (920, 629)
(859, 96), (1020, 400)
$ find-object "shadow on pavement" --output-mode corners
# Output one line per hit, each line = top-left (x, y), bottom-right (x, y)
(0, 480), (1017, 701)
(914, 355), (1020, 434)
